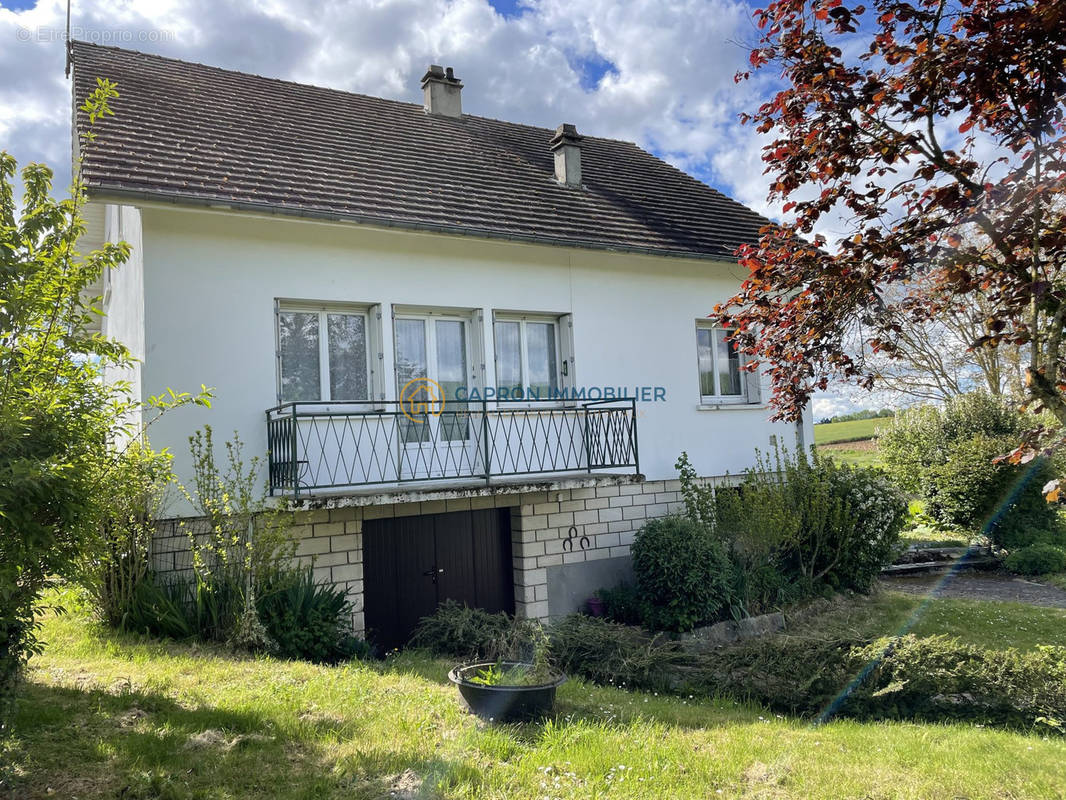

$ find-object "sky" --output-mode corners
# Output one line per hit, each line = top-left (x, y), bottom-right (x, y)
(0, 0), (866, 419)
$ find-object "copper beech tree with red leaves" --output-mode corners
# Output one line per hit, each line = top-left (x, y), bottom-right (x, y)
(715, 0), (1066, 466)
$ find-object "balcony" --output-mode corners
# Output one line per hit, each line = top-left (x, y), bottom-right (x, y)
(266, 398), (639, 499)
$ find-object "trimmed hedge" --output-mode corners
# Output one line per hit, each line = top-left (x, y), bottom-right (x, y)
(410, 605), (1066, 732)
(1003, 544), (1066, 576)
(549, 615), (687, 691)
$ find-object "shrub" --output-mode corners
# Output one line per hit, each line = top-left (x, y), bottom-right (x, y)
(549, 615), (688, 691)
(694, 632), (1066, 731)
(178, 427), (296, 649)
(79, 444), (174, 629)
(713, 448), (906, 603)
(631, 516), (735, 632)
(879, 393), (1021, 494)
(257, 568), (369, 663)
(879, 392), (1063, 548)
(843, 636), (1066, 730)
(595, 582), (646, 626)
(121, 575), (197, 640)
(919, 434), (1061, 547)
(814, 460), (907, 591)
(1004, 544), (1066, 576)
(694, 634), (859, 714)
(409, 600), (540, 661)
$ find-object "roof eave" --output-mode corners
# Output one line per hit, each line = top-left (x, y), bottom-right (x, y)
(84, 184), (742, 264)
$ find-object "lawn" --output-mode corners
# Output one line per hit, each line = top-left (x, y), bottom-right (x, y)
(4, 589), (1066, 799)
(813, 418), (889, 445)
(793, 589), (1066, 652)
(814, 420), (887, 469)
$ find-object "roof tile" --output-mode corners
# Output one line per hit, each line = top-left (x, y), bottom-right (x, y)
(71, 41), (771, 260)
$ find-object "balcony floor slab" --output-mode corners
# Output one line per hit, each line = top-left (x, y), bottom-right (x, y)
(277, 472), (645, 510)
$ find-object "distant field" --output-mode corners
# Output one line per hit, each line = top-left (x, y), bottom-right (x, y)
(813, 417), (889, 445)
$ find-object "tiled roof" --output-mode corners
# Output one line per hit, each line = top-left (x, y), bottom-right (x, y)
(71, 41), (772, 260)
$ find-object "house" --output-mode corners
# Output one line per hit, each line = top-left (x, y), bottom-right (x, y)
(71, 42), (813, 650)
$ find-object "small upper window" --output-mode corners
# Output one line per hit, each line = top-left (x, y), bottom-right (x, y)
(277, 304), (370, 403)
(696, 324), (745, 402)
(493, 315), (561, 398)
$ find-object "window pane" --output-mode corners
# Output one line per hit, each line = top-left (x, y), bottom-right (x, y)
(526, 322), (558, 398)
(435, 320), (469, 441)
(278, 311), (320, 402)
(494, 321), (522, 397)
(327, 313), (368, 401)
(696, 327), (715, 397)
(395, 318), (429, 443)
(715, 328), (743, 396)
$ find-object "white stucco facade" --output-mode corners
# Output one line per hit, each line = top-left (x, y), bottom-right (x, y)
(93, 199), (815, 632)
(97, 200), (811, 510)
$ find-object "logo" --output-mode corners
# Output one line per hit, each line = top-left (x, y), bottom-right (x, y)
(400, 378), (445, 422)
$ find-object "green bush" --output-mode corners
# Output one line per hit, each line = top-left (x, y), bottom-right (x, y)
(712, 449), (906, 603)
(79, 444), (174, 630)
(631, 516), (735, 632)
(879, 393), (1021, 494)
(121, 575), (197, 640)
(549, 615), (688, 691)
(694, 634), (859, 714)
(595, 582), (645, 626)
(694, 632), (1066, 731)
(1003, 544), (1066, 576)
(409, 600), (540, 661)
(815, 460), (907, 591)
(843, 636), (1066, 730)
(919, 434), (1061, 547)
(257, 568), (369, 663)
(879, 393), (1063, 548)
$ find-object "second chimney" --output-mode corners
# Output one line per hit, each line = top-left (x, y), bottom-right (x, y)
(422, 65), (462, 117)
(550, 123), (584, 186)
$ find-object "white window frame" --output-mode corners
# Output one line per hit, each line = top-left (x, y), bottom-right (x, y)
(695, 321), (748, 405)
(275, 300), (379, 405)
(492, 312), (566, 402)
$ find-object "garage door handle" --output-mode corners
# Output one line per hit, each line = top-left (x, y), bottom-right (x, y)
(422, 568), (444, 576)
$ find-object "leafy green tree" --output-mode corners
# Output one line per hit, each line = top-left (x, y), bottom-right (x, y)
(0, 80), (207, 730)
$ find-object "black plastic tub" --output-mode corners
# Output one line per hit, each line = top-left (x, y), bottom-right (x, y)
(448, 662), (567, 722)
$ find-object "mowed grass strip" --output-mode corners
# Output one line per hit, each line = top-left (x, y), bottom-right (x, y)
(5, 589), (1066, 799)
(813, 417), (889, 445)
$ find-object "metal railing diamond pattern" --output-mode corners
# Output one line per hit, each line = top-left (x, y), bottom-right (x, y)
(266, 398), (639, 498)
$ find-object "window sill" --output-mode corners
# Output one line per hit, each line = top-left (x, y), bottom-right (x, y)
(696, 401), (766, 411)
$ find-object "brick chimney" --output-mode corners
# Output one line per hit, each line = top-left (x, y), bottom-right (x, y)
(421, 65), (462, 117)
(550, 123), (583, 186)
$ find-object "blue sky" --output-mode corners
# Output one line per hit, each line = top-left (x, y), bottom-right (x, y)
(0, 0), (867, 418)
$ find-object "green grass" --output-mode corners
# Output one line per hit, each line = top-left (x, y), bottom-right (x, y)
(817, 444), (884, 469)
(900, 524), (971, 549)
(793, 590), (1066, 652)
(5, 589), (1066, 799)
(814, 418), (888, 445)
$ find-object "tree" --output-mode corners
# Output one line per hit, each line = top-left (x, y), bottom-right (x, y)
(0, 81), (207, 731)
(847, 274), (1029, 403)
(716, 0), (1066, 444)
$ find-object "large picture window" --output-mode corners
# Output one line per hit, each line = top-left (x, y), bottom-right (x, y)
(277, 304), (370, 403)
(696, 323), (745, 402)
(493, 315), (561, 398)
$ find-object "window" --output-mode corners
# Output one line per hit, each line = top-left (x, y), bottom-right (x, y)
(696, 323), (746, 402)
(277, 303), (371, 403)
(493, 314), (562, 398)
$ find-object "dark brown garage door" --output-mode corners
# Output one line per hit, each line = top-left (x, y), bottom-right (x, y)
(363, 508), (514, 651)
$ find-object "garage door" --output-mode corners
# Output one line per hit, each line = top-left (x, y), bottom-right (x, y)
(363, 508), (514, 650)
